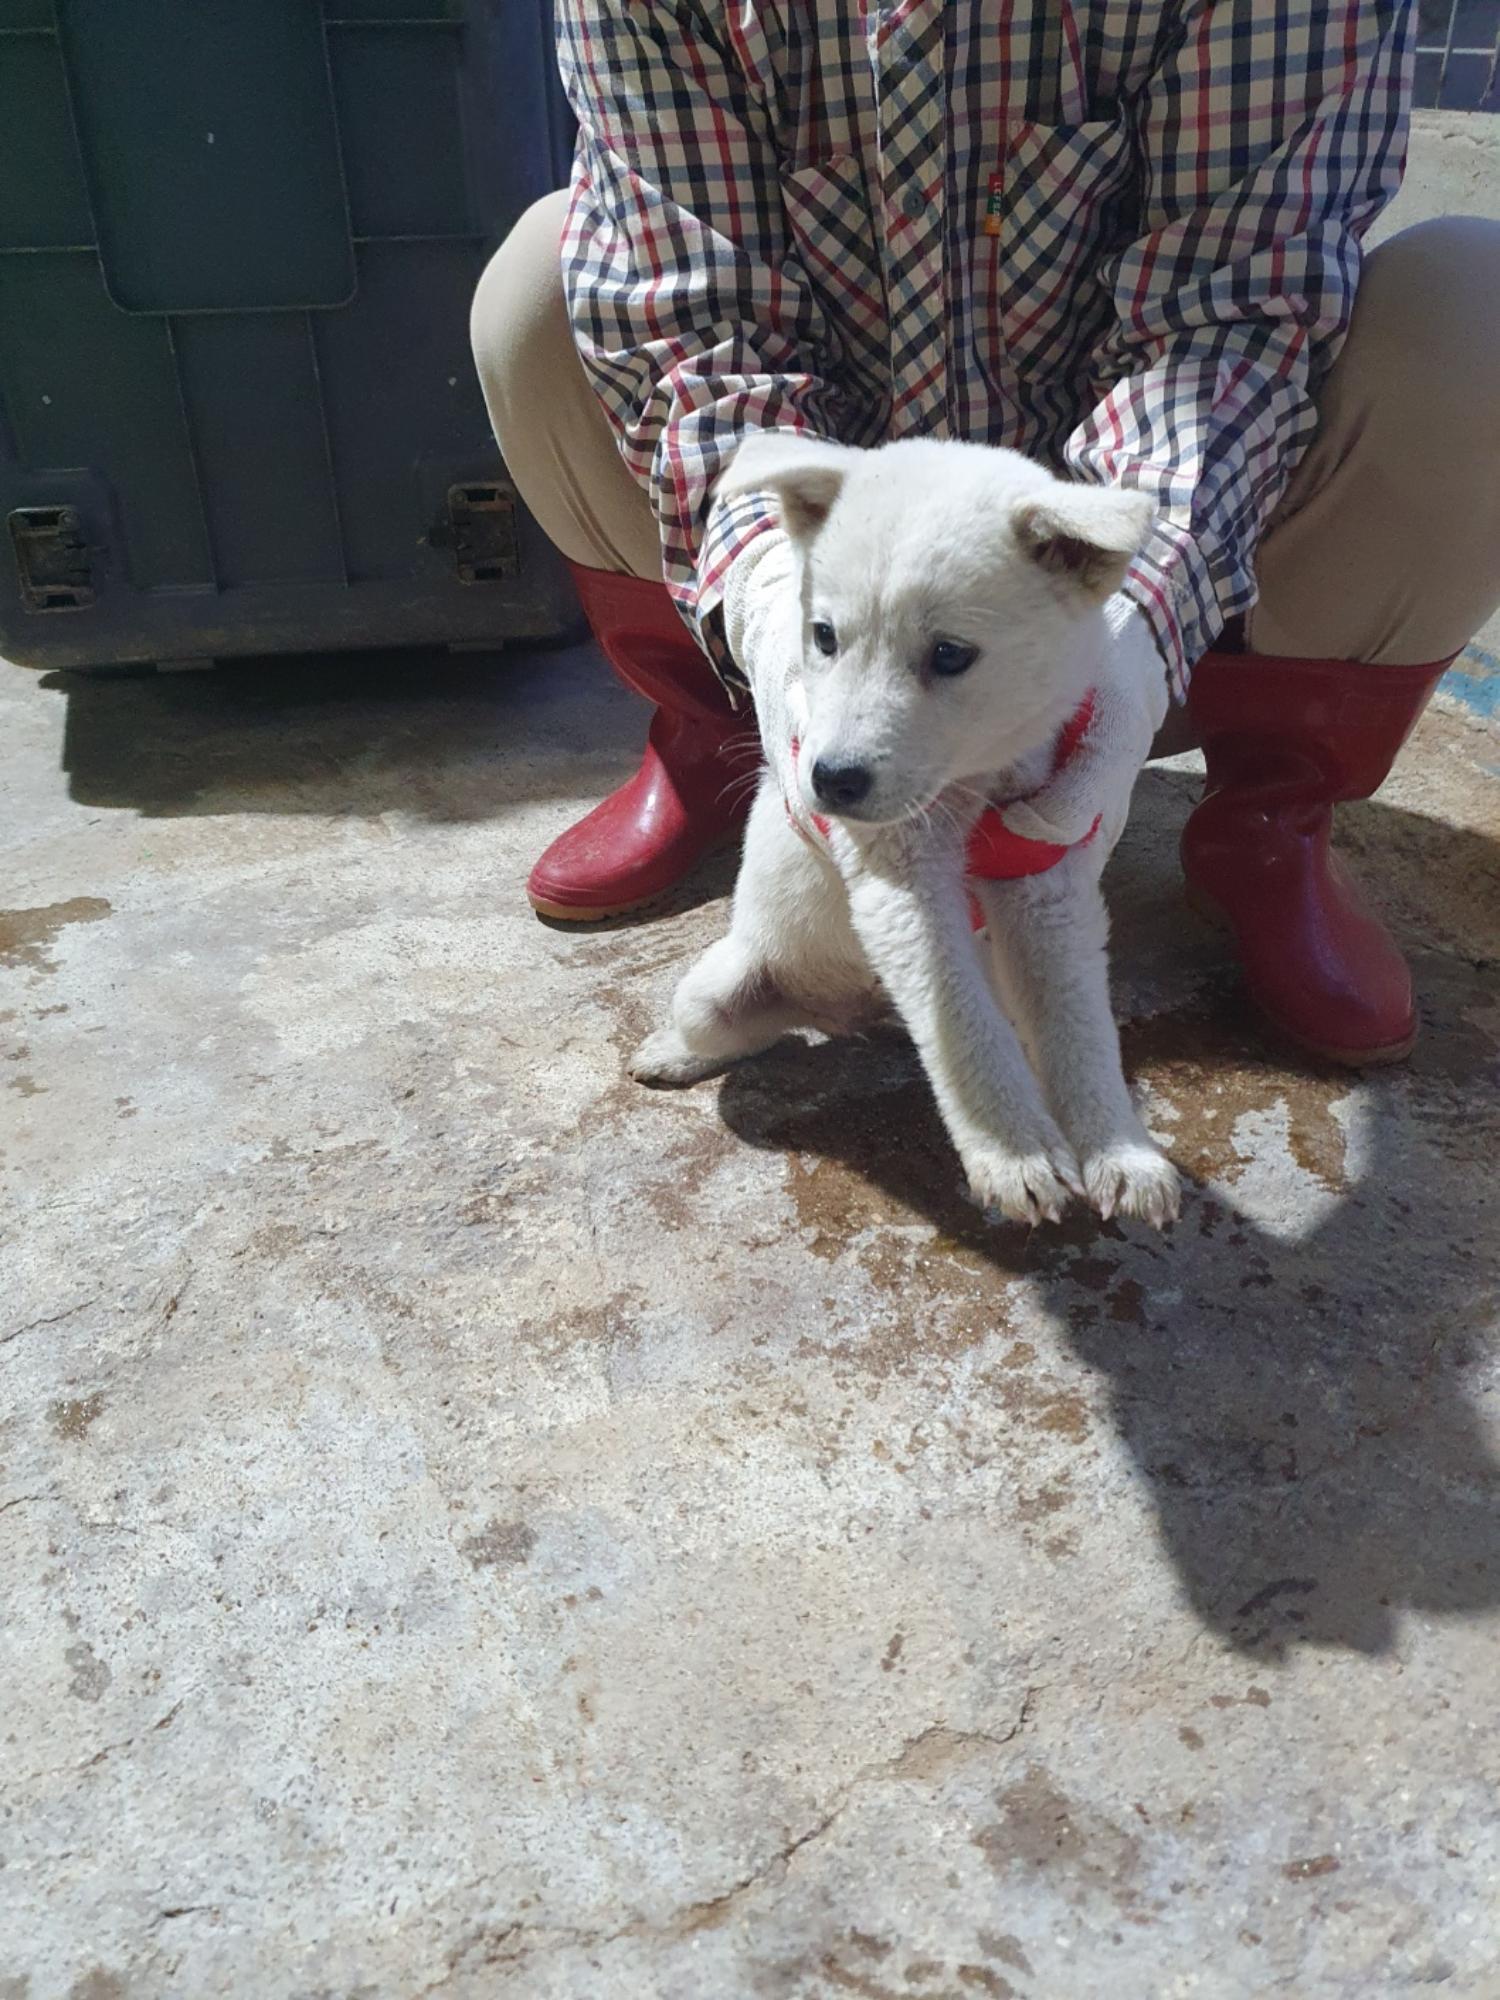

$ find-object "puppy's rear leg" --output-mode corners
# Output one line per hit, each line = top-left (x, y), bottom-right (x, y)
(978, 858), (1179, 1227)
(631, 778), (862, 1087)
(630, 936), (812, 1086)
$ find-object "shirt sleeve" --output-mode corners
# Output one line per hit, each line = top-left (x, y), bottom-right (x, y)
(554, 0), (843, 685)
(1063, 3), (1414, 695)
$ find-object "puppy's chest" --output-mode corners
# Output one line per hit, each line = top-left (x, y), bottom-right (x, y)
(972, 741), (1054, 814)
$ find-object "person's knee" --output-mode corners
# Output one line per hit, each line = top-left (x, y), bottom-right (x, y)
(1255, 215), (1500, 663)
(469, 189), (574, 421)
(469, 189), (660, 577)
(1365, 213), (1500, 291)
(1354, 216), (1500, 417)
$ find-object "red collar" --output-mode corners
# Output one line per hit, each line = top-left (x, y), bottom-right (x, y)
(965, 688), (1099, 880)
(787, 689), (1099, 882)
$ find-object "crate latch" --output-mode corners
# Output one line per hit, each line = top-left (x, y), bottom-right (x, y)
(8, 506), (95, 612)
(440, 483), (519, 583)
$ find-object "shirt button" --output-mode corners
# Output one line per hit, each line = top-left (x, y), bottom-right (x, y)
(901, 186), (927, 219)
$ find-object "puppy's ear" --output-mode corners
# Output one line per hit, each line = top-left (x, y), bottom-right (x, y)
(1013, 484), (1157, 603)
(716, 433), (861, 543)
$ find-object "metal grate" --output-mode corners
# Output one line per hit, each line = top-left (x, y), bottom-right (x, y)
(440, 483), (519, 584)
(1415, 0), (1500, 111)
(8, 504), (95, 611)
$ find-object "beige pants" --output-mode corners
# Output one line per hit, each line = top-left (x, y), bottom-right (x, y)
(472, 192), (1500, 671)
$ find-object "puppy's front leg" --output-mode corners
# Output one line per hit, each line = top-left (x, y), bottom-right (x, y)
(977, 856), (1179, 1228)
(840, 833), (1081, 1224)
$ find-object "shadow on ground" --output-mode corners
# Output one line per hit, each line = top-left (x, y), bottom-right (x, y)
(702, 767), (1500, 1661)
(40, 640), (637, 822)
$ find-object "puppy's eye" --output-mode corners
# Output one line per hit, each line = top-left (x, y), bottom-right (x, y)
(928, 639), (979, 678)
(811, 619), (838, 657)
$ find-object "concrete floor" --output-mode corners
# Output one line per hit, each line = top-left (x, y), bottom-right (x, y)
(6, 107), (1500, 2000)
(4, 629), (1500, 1999)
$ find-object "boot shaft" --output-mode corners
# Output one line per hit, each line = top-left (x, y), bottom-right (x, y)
(1189, 650), (1451, 803)
(567, 562), (740, 729)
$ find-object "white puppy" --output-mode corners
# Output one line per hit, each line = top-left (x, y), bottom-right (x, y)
(630, 435), (1180, 1229)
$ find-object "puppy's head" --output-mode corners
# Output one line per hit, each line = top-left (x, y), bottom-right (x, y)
(720, 434), (1155, 825)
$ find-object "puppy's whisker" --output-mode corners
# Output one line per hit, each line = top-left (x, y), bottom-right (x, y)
(715, 767), (766, 811)
(944, 783), (994, 819)
(939, 801), (974, 848)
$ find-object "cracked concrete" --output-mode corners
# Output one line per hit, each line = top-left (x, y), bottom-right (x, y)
(5, 118), (1500, 2000)
(3, 631), (1499, 1999)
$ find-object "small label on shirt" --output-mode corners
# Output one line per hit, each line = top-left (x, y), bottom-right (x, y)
(984, 171), (1004, 237)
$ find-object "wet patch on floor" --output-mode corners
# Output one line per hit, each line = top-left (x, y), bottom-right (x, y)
(0, 898), (110, 975)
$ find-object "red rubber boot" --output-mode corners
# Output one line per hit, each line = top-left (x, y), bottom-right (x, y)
(1181, 649), (1452, 1065)
(528, 565), (761, 921)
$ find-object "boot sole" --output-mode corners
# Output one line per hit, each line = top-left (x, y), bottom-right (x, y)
(527, 831), (741, 926)
(529, 886), (673, 924)
(1281, 1027), (1418, 1068)
(1184, 884), (1418, 1068)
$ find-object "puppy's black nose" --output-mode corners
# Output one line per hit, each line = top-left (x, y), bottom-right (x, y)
(810, 758), (873, 810)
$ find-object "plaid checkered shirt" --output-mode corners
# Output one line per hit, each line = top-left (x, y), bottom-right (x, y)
(554, 2), (1414, 697)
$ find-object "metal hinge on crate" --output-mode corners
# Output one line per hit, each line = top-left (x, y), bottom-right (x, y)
(8, 506), (96, 612)
(435, 483), (520, 583)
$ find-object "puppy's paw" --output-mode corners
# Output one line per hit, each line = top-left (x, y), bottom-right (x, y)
(1081, 1143), (1180, 1229)
(628, 1028), (724, 1089)
(966, 1138), (1083, 1227)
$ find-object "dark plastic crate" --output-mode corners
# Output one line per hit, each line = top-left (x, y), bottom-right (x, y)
(0, 0), (577, 670)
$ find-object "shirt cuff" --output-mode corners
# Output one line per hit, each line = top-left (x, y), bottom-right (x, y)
(1122, 517), (1257, 702)
(682, 489), (783, 699)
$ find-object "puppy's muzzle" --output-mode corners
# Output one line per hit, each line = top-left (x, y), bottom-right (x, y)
(810, 757), (873, 811)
